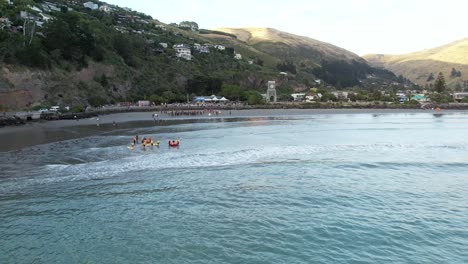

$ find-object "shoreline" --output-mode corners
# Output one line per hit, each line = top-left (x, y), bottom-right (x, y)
(3, 101), (468, 127)
(0, 108), (465, 152)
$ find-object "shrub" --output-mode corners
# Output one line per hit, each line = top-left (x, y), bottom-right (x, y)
(71, 105), (85, 112)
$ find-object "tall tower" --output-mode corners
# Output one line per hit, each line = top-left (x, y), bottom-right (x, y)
(266, 81), (277, 103)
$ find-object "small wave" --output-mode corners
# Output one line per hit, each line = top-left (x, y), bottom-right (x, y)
(2, 142), (466, 195)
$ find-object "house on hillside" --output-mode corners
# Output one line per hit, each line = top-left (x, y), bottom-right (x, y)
(214, 45), (225, 51)
(99, 5), (112, 13)
(234, 53), (242, 60)
(193, 43), (210, 53)
(173, 44), (192, 61)
(83, 2), (98, 10)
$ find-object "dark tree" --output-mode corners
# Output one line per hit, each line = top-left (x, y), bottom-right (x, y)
(434, 72), (446, 93)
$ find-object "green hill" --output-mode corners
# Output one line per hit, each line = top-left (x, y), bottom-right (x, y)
(0, 0), (401, 110)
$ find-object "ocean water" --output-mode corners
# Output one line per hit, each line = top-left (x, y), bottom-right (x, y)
(1, 112), (468, 263)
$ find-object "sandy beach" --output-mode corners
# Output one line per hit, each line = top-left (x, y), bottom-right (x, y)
(0, 108), (460, 152)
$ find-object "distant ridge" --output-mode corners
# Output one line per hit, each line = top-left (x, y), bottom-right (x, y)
(364, 38), (468, 87)
(214, 27), (363, 63)
(207, 27), (398, 88)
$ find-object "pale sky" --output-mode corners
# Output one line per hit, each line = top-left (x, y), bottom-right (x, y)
(105, 0), (468, 56)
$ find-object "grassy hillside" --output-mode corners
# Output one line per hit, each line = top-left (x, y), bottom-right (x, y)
(215, 27), (363, 63)
(0, 1), (403, 110)
(364, 38), (468, 88)
(212, 28), (399, 88)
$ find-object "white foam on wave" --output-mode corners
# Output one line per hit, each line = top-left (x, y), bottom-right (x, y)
(3, 140), (468, 194)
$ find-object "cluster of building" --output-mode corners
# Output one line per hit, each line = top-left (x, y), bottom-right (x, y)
(171, 43), (240, 61)
(287, 89), (468, 103)
(1, 1), (117, 31)
(4, 1), (64, 29)
(82, 1), (115, 13)
(1, 1), (249, 64)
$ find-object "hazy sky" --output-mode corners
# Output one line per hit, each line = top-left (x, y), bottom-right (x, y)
(105, 0), (468, 55)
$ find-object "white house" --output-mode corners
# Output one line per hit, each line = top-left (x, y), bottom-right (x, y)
(99, 5), (112, 13)
(306, 94), (322, 102)
(291, 93), (306, 101)
(234, 53), (242, 60)
(453, 92), (468, 102)
(214, 45), (225, 50)
(83, 1), (98, 10)
(331, 91), (349, 100)
(173, 44), (192, 61)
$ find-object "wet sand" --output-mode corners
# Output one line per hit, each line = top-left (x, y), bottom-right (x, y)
(0, 108), (456, 152)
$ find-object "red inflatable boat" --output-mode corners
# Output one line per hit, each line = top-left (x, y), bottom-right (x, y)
(168, 140), (180, 147)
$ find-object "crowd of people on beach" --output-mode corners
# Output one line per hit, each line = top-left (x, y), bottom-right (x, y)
(164, 109), (229, 117)
(167, 110), (205, 116)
